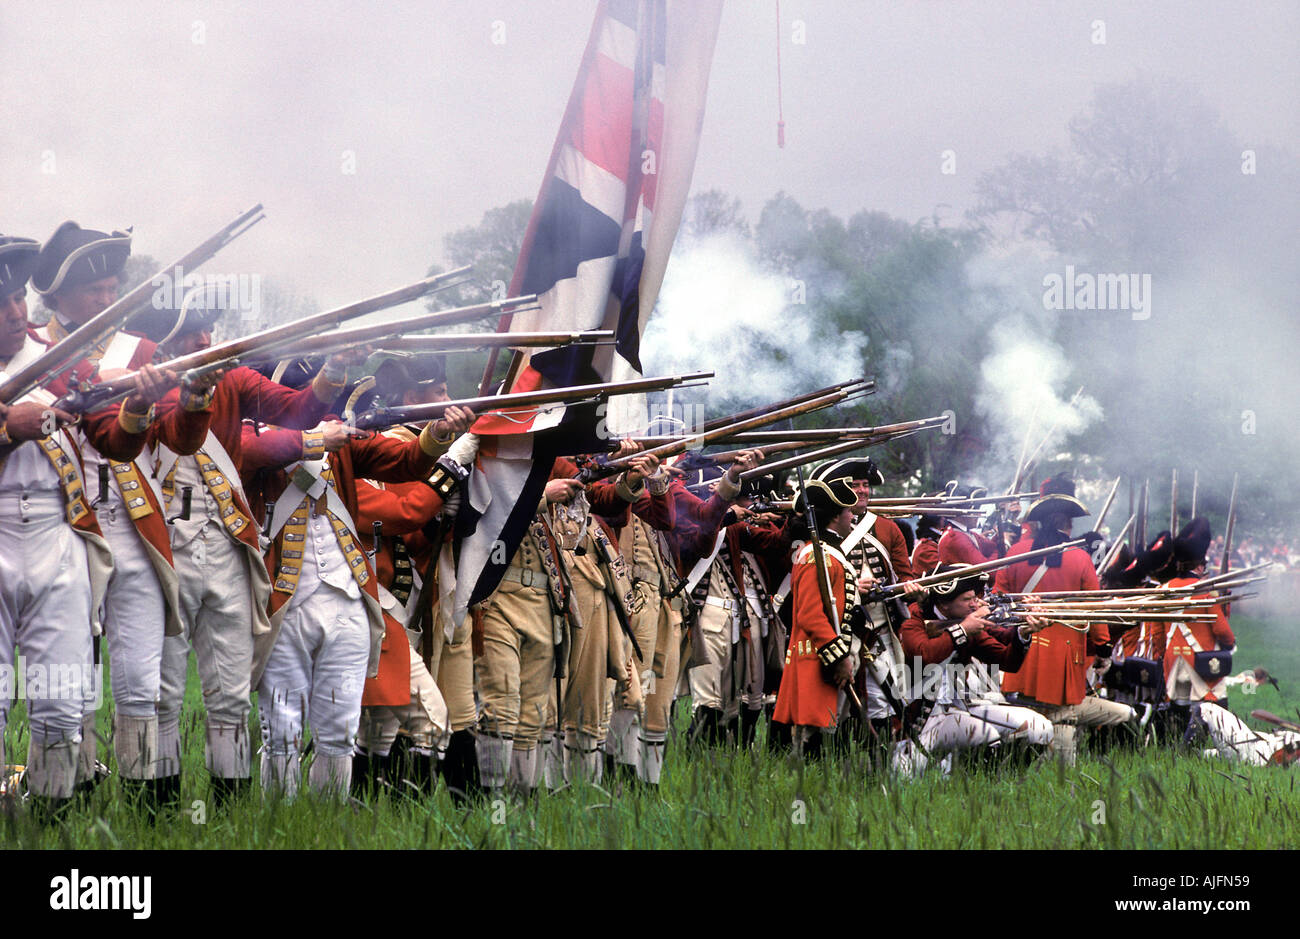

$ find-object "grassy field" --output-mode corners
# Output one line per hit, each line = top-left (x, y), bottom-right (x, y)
(2, 610), (1296, 849)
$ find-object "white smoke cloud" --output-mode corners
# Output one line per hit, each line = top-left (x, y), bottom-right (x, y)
(641, 230), (867, 410)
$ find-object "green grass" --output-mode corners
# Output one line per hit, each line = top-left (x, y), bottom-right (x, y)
(3, 610), (1297, 849)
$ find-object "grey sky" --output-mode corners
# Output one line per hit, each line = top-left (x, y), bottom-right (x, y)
(3, 0), (1296, 309)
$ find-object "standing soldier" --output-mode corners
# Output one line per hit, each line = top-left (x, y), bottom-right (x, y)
(995, 476), (1135, 763)
(30, 222), (207, 804)
(772, 475), (858, 757)
(1, 233), (175, 814)
(809, 458), (920, 741)
(242, 402), (475, 797)
(131, 318), (353, 807)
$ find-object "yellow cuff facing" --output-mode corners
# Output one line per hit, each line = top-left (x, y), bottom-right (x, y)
(715, 470), (742, 501)
(301, 429), (326, 460)
(614, 473), (645, 503)
(418, 423), (444, 458)
(118, 402), (155, 435)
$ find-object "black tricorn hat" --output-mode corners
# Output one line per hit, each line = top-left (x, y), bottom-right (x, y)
(0, 236), (42, 296)
(262, 357), (318, 391)
(1172, 516), (1212, 569)
(1023, 493), (1089, 524)
(739, 473), (775, 501)
(810, 457), (883, 487)
(127, 285), (224, 345)
(32, 221), (131, 295)
(916, 513), (943, 539)
(793, 476), (857, 515)
(924, 563), (989, 616)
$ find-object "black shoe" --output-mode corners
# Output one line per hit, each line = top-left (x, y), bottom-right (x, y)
(398, 752), (437, 799)
(767, 718), (792, 755)
(687, 707), (724, 749)
(151, 774), (182, 813)
(350, 750), (384, 800)
(210, 776), (249, 811)
(119, 777), (155, 815)
(740, 708), (760, 749)
(29, 796), (73, 827)
(441, 730), (482, 805)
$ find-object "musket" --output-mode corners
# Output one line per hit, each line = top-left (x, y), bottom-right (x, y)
(1169, 468), (1179, 536)
(1007, 401), (1040, 495)
(372, 330), (615, 356)
(629, 416), (946, 447)
(1251, 710), (1300, 735)
(1219, 472), (1239, 576)
(1096, 512), (1136, 575)
(1135, 479), (1149, 549)
(861, 537), (1088, 603)
(0, 204), (266, 406)
(737, 430), (937, 481)
(745, 498), (984, 519)
(56, 269), (487, 414)
(354, 371), (713, 432)
(866, 491), (1038, 507)
(1190, 470), (1199, 518)
(1094, 475), (1121, 533)
(582, 388), (855, 483)
(694, 378), (874, 434)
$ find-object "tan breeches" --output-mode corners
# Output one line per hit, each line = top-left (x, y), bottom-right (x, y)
(643, 601), (683, 735)
(474, 581), (555, 748)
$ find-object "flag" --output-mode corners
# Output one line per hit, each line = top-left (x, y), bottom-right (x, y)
(452, 0), (725, 623)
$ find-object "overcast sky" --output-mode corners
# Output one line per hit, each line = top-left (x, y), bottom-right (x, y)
(3, 0), (1296, 309)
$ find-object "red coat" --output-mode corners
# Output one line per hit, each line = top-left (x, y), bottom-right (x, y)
(1160, 575), (1235, 701)
(910, 537), (939, 577)
(937, 527), (999, 566)
(355, 475), (445, 707)
(995, 540), (1107, 706)
(773, 543), (847, 729)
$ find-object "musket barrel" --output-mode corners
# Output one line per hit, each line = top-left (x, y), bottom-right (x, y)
(353, 371), (714, 431)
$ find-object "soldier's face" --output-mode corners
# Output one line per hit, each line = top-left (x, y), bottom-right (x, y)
(851, 479), (872, 510)
(0, 287), (28, 358)
(403, 380), (449, 406)
(51, 275), (120, 324)
(168, 330), (211, 358)
(936, 589), (981, 619)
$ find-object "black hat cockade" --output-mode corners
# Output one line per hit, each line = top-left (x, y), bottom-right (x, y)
(32, 221), (131, 296)
(1172, 516), (1212, 572)
(922, 562), (989, 618)
(0, 236), (41, 297)
(810, 457), (883, 487)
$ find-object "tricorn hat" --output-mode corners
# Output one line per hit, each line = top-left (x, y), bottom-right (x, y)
(127, 283), (224, 345)
(923, 563), (989, 617)
(1040, 473), (1076, 497)
(1022, 492), (1090, 524)
(916, 513), (943, 540)
(793, 476), (857, 516)
(810, 457), (882, 487)
(32, 221), (131, 296)
(0, 236), (41, 297)
(1172, 517), (1212, 570)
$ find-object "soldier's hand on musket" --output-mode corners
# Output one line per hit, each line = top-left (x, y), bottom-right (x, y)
(432, 405), (475, 441)
(318, 419), (368, 452)
(900, 580), (927, 601)
(831, 655), (854, 688)
(725, 448), (761, 482)
(123, 363), (180, 413)
(329, 345), (372, 368)
(182, 366), (227, 393)
(1, 401), (75, 441)
(858, 573), (880, 592)
(623, 451), (660, 487)
(545, 477), (584, 505)
(961, 603), (995, 636)
(611, 437), (642, 460)
(1020, 614), (1049, 635)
